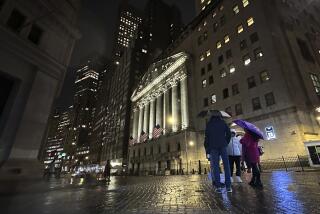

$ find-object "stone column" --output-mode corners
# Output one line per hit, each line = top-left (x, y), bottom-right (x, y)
(138, 106), (144, 142)
(172, 84), (179, 132)
(163, 89), (169, 134)
(156, 94), (162, 128)
(149, 99), (155, 138)
(180, 77), (189, 129)
(143, 102), (149, 134)
(132, 108), (139, 139)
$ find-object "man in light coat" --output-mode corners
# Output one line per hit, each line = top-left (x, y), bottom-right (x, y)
(227, 129), (242, 183)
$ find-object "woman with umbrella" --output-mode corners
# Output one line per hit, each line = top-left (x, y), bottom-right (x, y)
(234, 120), (264, 189)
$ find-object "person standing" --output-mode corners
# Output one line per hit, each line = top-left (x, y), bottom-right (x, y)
(227, 129), (242, 183)
(204, 114), (232, 193)
(104, 160), (111, 182)
(240, 130), (263, 189)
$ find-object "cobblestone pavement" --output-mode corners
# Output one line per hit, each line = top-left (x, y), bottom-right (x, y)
(0, 171), (320, 214)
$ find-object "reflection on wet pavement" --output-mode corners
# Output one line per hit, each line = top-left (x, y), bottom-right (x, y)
(0, 171), (319, 214)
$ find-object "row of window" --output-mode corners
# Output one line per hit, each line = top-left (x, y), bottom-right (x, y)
(200, 0), (250, 14)
(132, 143), (181, 157)
(204, 92), (276, 115)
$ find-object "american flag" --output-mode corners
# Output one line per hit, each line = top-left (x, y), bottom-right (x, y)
(152, 124), (164, 139)
(139, 131), (148, 143)
(129, 136), (137, 145)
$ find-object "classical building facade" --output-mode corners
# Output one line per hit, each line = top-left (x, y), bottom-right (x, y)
(128, 0), (320, 173)
(0, 0), (80, 173)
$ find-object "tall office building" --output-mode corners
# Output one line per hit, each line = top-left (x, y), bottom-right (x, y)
(113, 1), (142, 64)
(127, 0), (320, 175)
(0, 0), (80, 175)
(195, 0), (213, 14)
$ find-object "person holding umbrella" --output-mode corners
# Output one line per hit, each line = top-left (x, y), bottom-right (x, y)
(203, 110), (232, 193)
(233, 119), (264, 189)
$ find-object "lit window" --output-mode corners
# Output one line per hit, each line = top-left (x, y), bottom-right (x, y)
(141, 49), (147, 53)
(211, 94), (217, 104)
(202, 6), (206, 10)
(207, 0), (211, 5)
(202, 79), (207, 88)
(243, 55), (251, 66)
(217, 41), (222, 49)
(206, 49), (211, 57)
(220, 68), (227, 78)
(224, 35), (230, 43)
(201, 0), (205, 3)
(212, 12), (217, 18)
(254, 48), (263, 59)
(203, 21), (207, 26)
(200, 54), (205, 61)
(237, 25), (244, 34)
(243, 0), (249, 7)
(220, 5), (224, 11)
(310, 73), (320, 94)
(229, 64), (236, 73)
(260, 70), (270, 83)
(247, 17), (254, 26)
(233, 5), (240, 14)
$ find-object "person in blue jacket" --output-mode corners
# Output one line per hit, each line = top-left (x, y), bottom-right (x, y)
(204, 114), (232, 193)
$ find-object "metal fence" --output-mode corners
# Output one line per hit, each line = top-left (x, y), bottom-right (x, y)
(259, 155), (309, 172)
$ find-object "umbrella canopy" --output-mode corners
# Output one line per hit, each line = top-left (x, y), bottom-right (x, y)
(197, 110), (231, 118)
(233, 119), (264, 139)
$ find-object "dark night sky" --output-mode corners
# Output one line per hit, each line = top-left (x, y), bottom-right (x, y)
(56, 0), (195, 110)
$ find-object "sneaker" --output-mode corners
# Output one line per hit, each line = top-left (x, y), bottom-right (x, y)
(235, 176), (243, 183)
(226, 187), (233, 193)
(215, 188), (223, 194)
(230, 177), (234, 183)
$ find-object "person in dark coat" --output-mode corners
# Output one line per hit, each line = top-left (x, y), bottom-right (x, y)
(104, 160), (111, 181)
(204, 115), (232, 193)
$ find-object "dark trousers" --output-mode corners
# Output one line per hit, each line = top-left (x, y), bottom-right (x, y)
(229, 156), (241, 177)
(250, 163), (262, 184)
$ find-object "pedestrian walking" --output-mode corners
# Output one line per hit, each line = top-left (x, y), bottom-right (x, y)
(204, 111), (232, 193)
(227, 129), (242, 183)
(104, 160), (111, 182)
(240, 130), (263, 189)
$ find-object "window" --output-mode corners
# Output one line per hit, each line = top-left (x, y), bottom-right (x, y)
(233, 5), (240, 14)
(206, 49), (211, 57)
(217, 41), (222, 49)
(247, 76), (256, 88)
(243, 54), (251, 66)
(167, 144), (170, 152)
(201, 67), (205, 76)
(218, 55), (224, 64)
(252, 97), (261, 110)
(240, 39), (247, 50)
(202, 79), (207, 88)
(177, 143), (181, 151)
(144, 148), (147, 156)
(220, 15), (226, 26)
(6, 9), (26, 33)
(232, 83), (239, 95)
(224, 35), (230, 43)
(28, 24), (43, 45)
(235, 103), (243, 115)
(229, 64), (236, 74)
(219, 5), (224, 11)
(243, 0), (249, 7)
(213, 22), (218, 32)
(225, 107), (232, 116)
(254, 48), (263, 60)
(260, 70), (270, 83)
(223, 88), (229, 99)
(211, 94), (217, 103)
(207, 63), (212, 71)
(212, 12), (217, 18)
(198, 36), (203, 45)
(237, 25), (244, 34)
(200, 54), (205, 61)
(265, 92), (275, 106)
(158, 146), (161, 154)
(226, 49), (232, 59)
(247, 17), (254, 26)
(310, 73), (320, 94)
(204, 31), (208, 40)
(204, 98), (209, 107)
(150, 147), (153, 155)
(250, 32), (259, 43)
(297, 38), (315, 63)
(220, 68), (227, 78)
(133, 150), (135, 157)
(209, 75), (214, 84)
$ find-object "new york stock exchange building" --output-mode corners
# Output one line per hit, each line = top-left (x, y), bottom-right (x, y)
(129, 52), (208, 175)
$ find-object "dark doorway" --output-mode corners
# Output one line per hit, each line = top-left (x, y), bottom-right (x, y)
(166, 160), (171, 170)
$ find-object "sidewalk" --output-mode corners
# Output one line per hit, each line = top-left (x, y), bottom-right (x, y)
(1, 171), (319, 214)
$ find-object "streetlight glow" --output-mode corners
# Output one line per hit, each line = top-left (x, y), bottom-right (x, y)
(189, 141), (194, 146)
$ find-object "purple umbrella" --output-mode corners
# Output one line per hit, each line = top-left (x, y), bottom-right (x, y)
(233, 119), (264, 139)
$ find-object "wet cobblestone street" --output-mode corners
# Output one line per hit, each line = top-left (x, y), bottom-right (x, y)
(1, 171), (320, 214)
